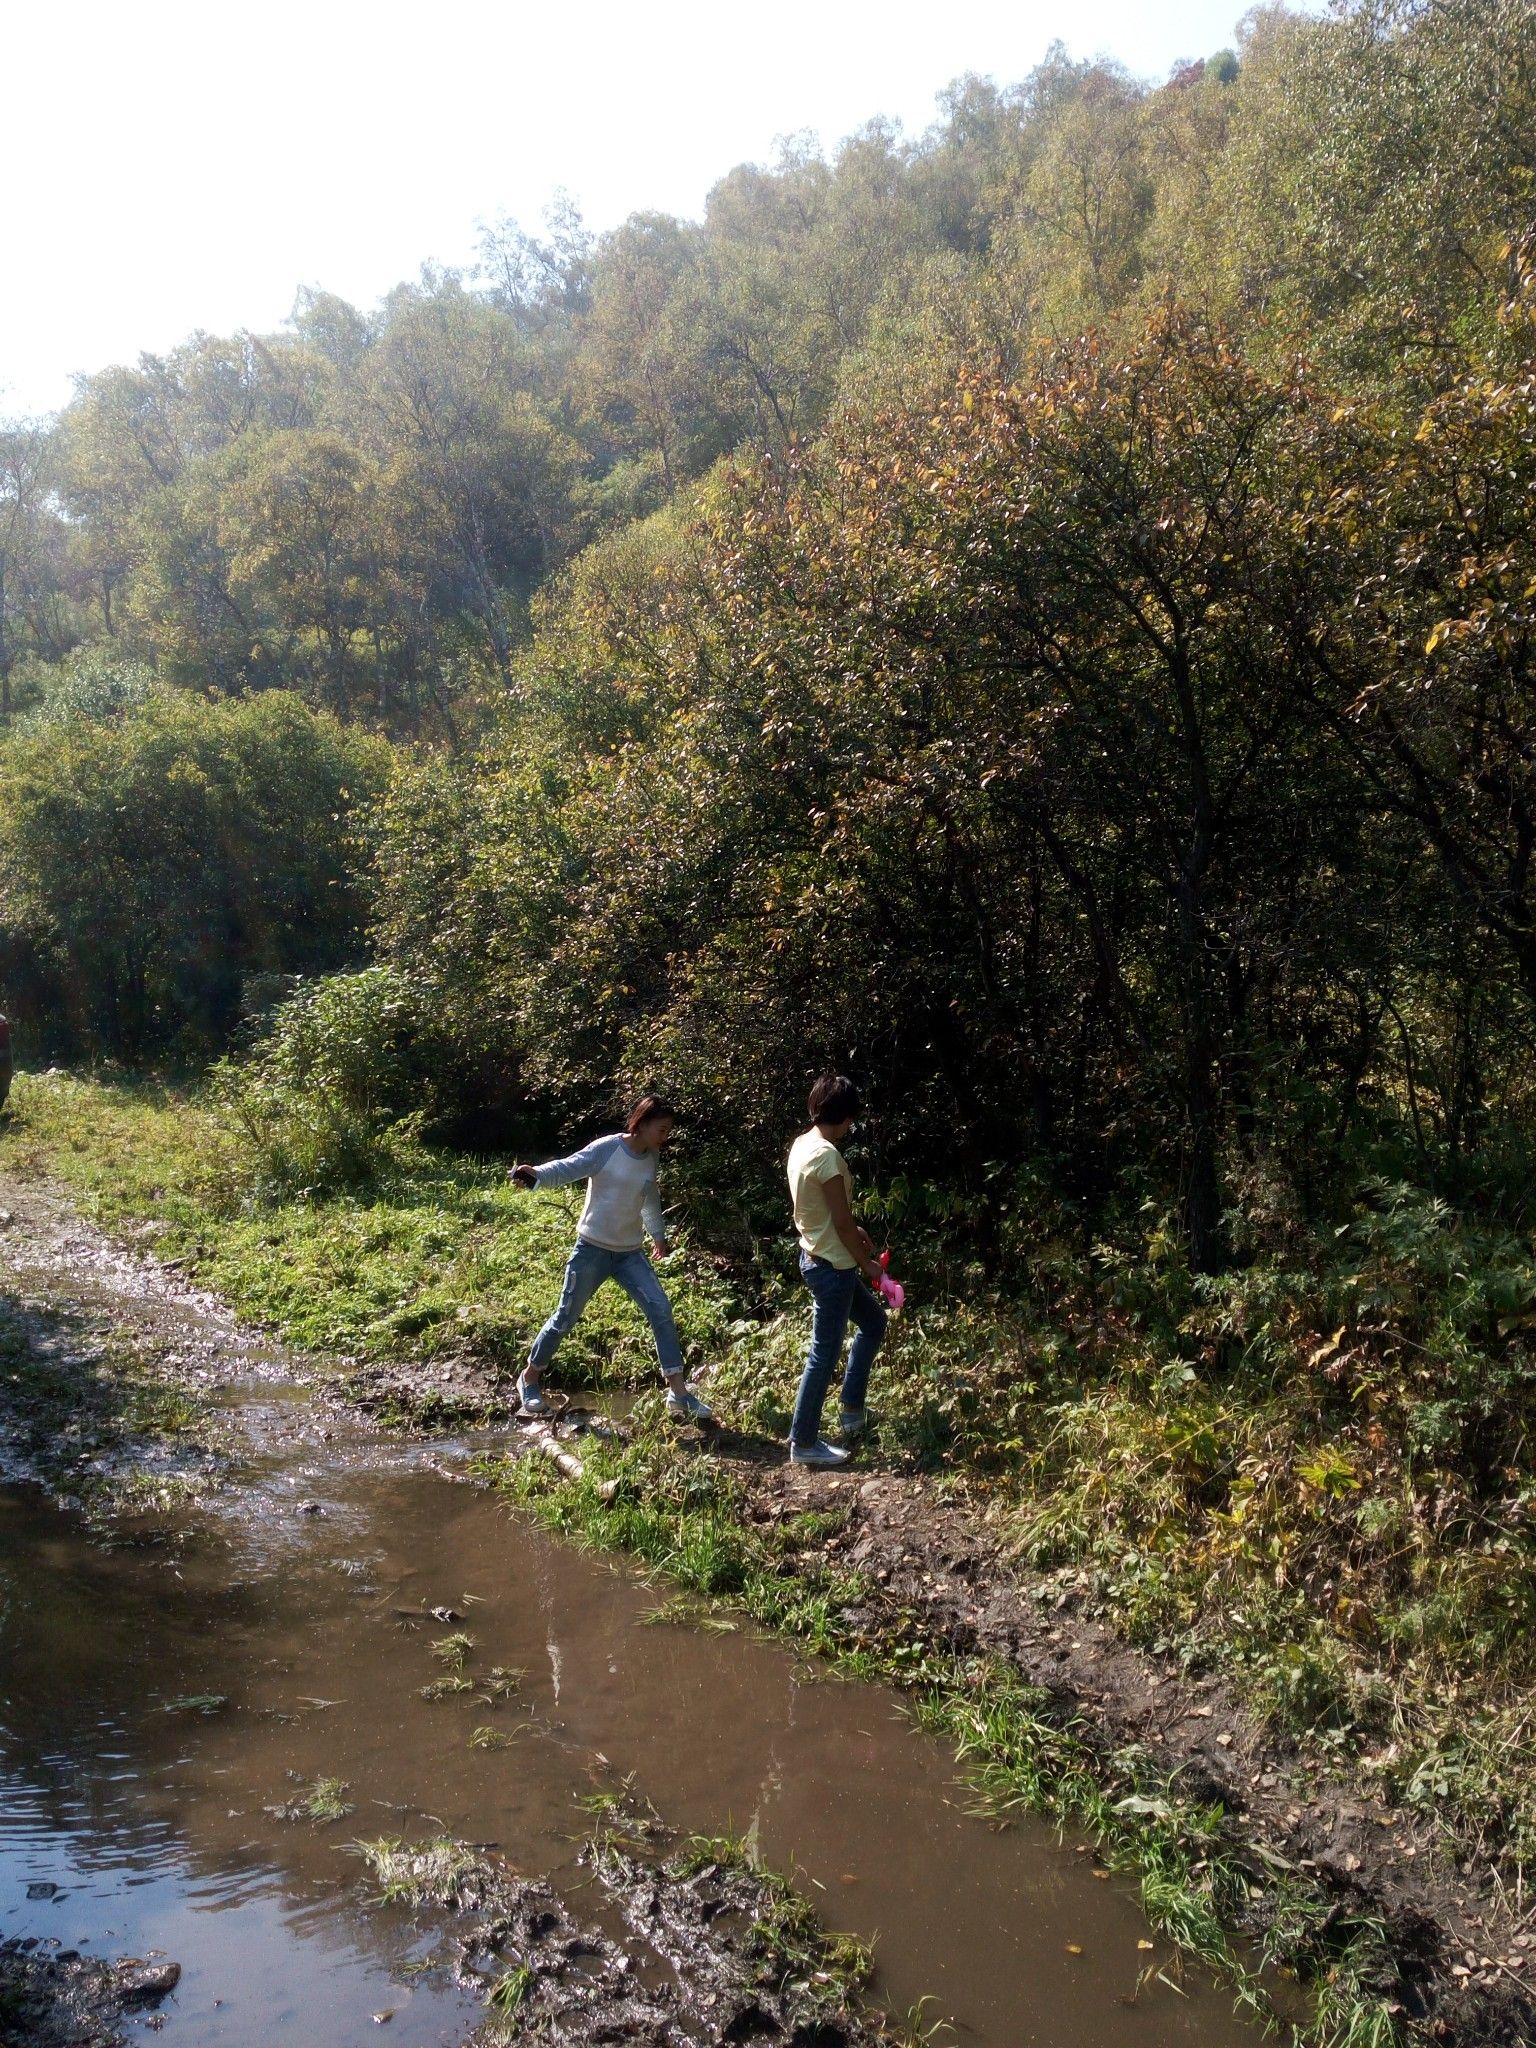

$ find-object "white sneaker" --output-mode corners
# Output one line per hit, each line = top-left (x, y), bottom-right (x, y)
(666, 1386), (714, 1423)
(517, 1370), (548, 1417)
(837, 1408), (869, 1440)
(788, 1438), (850, 1468)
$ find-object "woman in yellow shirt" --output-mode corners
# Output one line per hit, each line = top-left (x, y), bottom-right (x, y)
(785, 1073), (887, 1467)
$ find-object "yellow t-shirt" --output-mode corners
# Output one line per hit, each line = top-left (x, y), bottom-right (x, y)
(788, 1127), (855, 1268)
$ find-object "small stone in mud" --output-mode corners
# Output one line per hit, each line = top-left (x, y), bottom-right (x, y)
(118, 1959), (181, 2003)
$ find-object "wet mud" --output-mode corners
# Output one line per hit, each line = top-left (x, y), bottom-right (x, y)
(0, 1170), (1260, 2048)
(0, 1939), (179, 2048)
(350, 1828), (884, 2047)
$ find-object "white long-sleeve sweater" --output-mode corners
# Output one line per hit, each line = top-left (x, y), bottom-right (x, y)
(531, 1134), (665, 1251)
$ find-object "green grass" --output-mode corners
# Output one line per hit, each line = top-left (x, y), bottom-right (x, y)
(4, 1070), (734, 1395)
(353, 1836), (486, 1910)
(467, 1725), (523, 1749)
(486, 1963), (533, 2015)
(296, 1776), (354, 1823)
(269, 1776), (356, 1824)
(476, 1665), (523, 1703)
(419, 1674), (474, 1701)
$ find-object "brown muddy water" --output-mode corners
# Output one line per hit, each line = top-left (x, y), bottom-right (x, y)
(0, 1193), (1266, 2048)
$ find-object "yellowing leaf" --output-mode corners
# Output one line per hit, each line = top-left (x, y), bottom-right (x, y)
(1305, 1326), (1347, 1370)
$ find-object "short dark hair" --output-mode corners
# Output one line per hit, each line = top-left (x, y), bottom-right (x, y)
(808, 1073), (861, 1124)
(626, 1093), (676, 1134)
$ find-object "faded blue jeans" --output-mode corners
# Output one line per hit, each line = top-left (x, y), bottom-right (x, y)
(529, 1240), (684, 1380)
(789, 1252), (887, 1447)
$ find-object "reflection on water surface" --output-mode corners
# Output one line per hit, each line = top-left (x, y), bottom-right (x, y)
(2, 1402), (1263, 2047)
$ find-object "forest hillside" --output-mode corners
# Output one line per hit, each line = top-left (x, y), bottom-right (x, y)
(6, 6), (1536, 2025)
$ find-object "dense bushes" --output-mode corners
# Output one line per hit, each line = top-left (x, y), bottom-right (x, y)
(365, 283), (1536, 1265)
(212, 961), (537, 1198)
(0, 686), (388, 1058)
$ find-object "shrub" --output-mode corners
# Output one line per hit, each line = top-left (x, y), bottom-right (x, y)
(215, 968), (433, 1200)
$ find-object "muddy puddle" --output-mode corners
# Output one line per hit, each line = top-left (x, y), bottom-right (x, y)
(1, 1408), (1266, 2048)
(0, 1179), (1269, 2046)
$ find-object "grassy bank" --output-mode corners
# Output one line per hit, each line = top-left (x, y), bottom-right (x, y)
(8, 1070), (1536, 2041)
(704, 1201), (1536, 1893)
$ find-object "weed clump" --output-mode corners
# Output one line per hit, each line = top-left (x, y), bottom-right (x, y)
(419, 1675), (474, 1701)
(270, 1776), (354, 1824)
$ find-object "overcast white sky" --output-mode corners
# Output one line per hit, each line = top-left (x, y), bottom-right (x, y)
(5, 0), (1278, 417)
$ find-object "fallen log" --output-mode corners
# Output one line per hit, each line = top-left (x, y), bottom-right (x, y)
(525, 1423), (584, 1481)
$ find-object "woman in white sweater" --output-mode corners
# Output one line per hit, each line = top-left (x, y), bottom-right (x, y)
(509, 1095), (712, 1422)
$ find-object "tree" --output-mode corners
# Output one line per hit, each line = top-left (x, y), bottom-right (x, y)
(575, 213), (717, 491)
(1307, 237), (1536, 1019)
(219, 429), (383, 719)
(1191, 0), (1536, 378)
(0, 419), (74, 713)
(1014, 63), (1151, 325)
(357, 284), (585, 681)
(0, 688), (389, 1055)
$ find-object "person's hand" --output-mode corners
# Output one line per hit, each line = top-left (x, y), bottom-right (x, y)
(651, 1239), (672, 1260)
(510, 1163), (537, 1190)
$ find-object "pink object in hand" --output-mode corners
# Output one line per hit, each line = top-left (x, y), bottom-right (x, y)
(877, 1251), (906, 1312)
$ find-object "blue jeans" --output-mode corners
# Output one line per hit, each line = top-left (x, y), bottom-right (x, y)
(789, 1253), (887, 1447)
(529, 1240), (684, 1381)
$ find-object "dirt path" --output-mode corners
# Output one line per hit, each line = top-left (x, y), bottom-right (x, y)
(3, 1165), (1534, 2044)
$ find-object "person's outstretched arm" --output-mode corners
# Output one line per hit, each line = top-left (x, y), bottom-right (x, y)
(510, 1135), (620, 1191)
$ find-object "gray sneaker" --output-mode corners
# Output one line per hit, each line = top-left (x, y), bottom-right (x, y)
(666, 1386), (714, 1423)
(788, 1437), (850, 1468)
(837, 1408), (869, 1440)
(517, 1370), (548, 1417)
